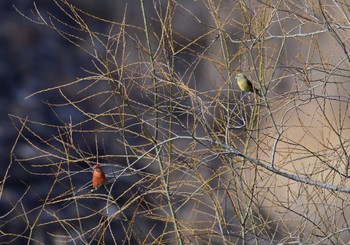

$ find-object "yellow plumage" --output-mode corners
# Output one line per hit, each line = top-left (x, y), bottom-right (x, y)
(235, 72), (260, 96)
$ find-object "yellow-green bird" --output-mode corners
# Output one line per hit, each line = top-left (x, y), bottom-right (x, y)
(235, 72), (261, 96)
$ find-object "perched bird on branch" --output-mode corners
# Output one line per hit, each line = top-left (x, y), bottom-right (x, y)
(92, 164), (106, 190)
(235, 72), (261, 96)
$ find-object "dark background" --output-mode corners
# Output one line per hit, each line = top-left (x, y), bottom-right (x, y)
(1, 1), (210, 244)
(1, 1), (137, 244)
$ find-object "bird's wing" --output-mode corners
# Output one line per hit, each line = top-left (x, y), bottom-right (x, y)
(246, 78), (253, 87)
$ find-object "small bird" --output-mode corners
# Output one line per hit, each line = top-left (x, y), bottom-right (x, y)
(92, 164), (106, 189)
(235, 72), (261, 96)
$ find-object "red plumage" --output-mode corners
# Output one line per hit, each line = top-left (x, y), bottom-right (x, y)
(92, 164), (106, 188)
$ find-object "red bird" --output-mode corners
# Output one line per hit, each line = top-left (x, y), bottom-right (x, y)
(92, 164), (106, 189)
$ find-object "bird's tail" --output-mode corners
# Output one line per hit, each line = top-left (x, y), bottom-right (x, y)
(254, 88), (261, 97)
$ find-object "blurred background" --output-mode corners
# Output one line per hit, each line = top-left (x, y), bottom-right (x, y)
(2, 1), (216, 244)
(3, 0), (350, 244)
(1, 1), (127, 244)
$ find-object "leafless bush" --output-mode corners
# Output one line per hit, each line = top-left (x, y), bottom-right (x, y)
(3, 0), (350, 244)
